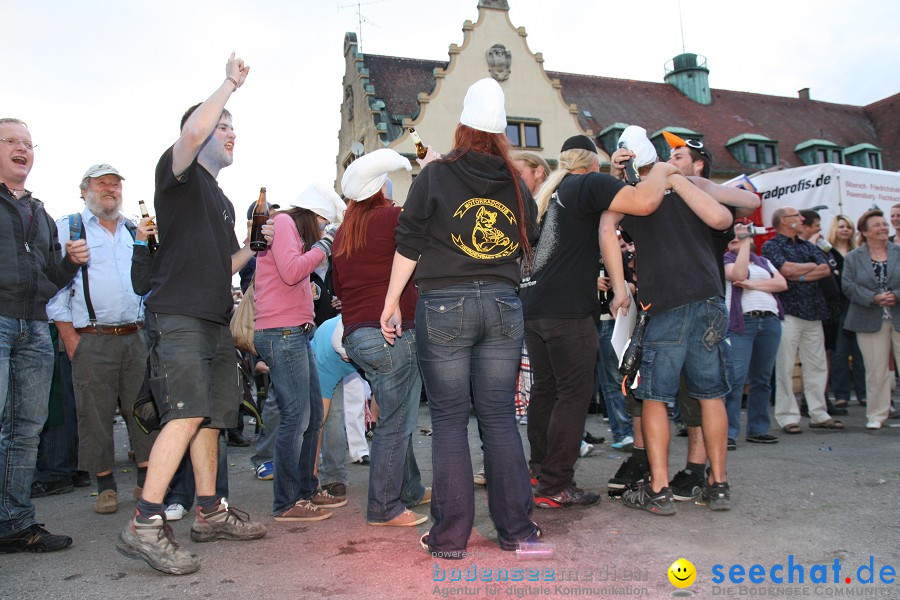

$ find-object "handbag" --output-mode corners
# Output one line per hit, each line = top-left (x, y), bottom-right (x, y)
(230, 279), (257, 354)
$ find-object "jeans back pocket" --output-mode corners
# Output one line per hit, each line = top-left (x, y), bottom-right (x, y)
(496, 296), (524, 340)
(424, 297), (465, 344)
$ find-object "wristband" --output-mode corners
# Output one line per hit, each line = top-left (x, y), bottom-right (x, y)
(226, 76), (239, 89)
(798, 275), (805, 282)
(133, 239), (148, 247)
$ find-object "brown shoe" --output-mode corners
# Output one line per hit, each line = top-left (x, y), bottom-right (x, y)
(409, 487), (431, 507)
(94, 490), (118, 514)
(274, 499), (333, 522)
(311, 488), (348, 508)
(133, 486), (142, 500)
(368, 509), (428, 527)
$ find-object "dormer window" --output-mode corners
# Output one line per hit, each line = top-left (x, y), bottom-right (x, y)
(795, 139), (843, 166)
(843, 143), (882, 170)
(727, 134), (778, 169)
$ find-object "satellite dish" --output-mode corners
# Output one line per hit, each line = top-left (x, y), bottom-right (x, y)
(350, 142), (365, 157)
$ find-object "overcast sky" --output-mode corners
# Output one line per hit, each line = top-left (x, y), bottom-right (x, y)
(7, 0), (898, 224)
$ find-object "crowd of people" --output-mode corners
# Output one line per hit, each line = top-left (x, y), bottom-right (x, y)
(2, 53), (897, 574)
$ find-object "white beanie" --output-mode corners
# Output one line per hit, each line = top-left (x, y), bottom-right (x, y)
(459, 78), (507, 134)
(617, 125), (659, 168)
(292, 183), (346, 223)
(341, 148), (411, 202)
(330, 317), (347, 360)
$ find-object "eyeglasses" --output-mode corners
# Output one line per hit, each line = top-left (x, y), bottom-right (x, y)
(0, 138), (36, 150)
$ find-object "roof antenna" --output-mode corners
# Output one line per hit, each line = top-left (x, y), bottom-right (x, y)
(338, 0), (387, 53)
(678, 0), (686, 54)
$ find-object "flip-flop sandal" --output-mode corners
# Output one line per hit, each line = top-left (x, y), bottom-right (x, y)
(810, 419), (845, 430)
(782, 424), (802, 434)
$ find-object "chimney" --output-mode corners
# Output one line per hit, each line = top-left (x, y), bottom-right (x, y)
(798, 88), (810, 100)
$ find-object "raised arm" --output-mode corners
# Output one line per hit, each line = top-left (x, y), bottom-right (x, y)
(607, 162), (678, 216)
(687, 176), (760, 217)
(172, 52), (249, 178)
(670, 174), (733, 230)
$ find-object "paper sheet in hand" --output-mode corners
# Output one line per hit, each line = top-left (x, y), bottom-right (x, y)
(611, 286), (637, 368)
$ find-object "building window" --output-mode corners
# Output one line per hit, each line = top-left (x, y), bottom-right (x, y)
(868, 152), (881, 169)
(747, 144), (759, 163)
(832, 150), (842, 163)
(816, 149), (828, 163)
(506, 120), (541, 149)
(764, 145), (776, 164)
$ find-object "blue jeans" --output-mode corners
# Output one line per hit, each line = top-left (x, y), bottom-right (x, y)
(345, 327), (424, 522)
(254, 327), (323, 515)
(251, 385), (280, 469)
(596, 319), (633, 441)
(416, 283), (537, 553)
(165, 434), (230, 509)
(319, 379), (349, 487)
(725, 315), (781, 438)
(0, 317), (55, 537)
(35, 350), (78, 483)
(831, 308), (866, 403)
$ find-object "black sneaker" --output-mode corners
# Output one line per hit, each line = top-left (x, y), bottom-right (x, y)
(534, 485), (601, 509)
(727, 438), (737, 451)
(72, 471), (92, 488)
(669, 467), (706, 501)
(701, 479), (732, 511)
(746, 434), (779, 444)
(31, 478), (74, 498)
(621, 481), (676, 516)
(607, 455), (648, 497)
(0, 523), (73, 554)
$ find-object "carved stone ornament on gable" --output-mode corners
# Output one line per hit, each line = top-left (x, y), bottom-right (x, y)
(478, 0), (510, 9)
(486, 44), (511, 81)
(344, 85), (354, 122)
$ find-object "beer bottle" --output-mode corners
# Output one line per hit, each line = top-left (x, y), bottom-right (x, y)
(409, 128), (427, 160)
(250, 187), (269, 252)
(617, 141), (641, 186)
(137, 199), (160, 253)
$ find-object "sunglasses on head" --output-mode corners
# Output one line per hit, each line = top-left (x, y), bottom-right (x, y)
(685, 139), (710, 159)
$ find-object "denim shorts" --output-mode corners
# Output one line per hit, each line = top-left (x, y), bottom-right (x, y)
(633, 297), (730, 403)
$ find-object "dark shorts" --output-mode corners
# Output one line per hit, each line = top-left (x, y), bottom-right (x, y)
(146, 312), (240, 429)
(634, 298), (730, 404)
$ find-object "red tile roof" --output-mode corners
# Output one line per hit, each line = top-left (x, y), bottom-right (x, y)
(356, 53), (898, 173)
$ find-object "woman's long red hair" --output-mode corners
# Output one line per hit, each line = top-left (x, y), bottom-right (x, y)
(440, 124), (533, 262)
(333, 190), (391, 258)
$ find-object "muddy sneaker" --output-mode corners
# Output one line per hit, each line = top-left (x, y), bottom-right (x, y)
(607, 455), (647, 497)
(311, 488), (348, 508)
(190, 499), (267, 542)
(116, 513), (199, 575)
(621, 481), (676, 516)
(0, 523), (72, 554)
(669, 467), (706, 501)
(274, 499), (333, 522)
(700, 474), (732, 512)
(534, 485), (601, 509)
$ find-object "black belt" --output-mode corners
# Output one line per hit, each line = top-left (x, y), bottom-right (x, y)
(743, 311), (775, 318)
(281, 323), (314, 336)
(75, 322), (143, 335)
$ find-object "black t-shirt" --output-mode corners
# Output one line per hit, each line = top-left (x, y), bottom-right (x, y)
(521, 172), (625, 319)
(145, 146), (240, 324)
(621, 191), (723, 315)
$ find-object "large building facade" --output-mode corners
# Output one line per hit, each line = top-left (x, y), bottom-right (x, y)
(335, 0), (898, 203)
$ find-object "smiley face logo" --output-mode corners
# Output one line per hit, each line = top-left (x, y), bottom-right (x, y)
(668, 558), (697, 588)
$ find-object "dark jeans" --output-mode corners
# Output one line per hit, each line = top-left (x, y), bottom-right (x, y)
(831, 308), (866, 403)
(525, 316), (599, 495)
(164, 434), (230, 510)
(595, 318), (632, 441)
(35, 351), (78, 483)
(416, 283), (536, 553)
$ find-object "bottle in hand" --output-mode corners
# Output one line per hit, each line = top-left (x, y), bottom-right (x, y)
(409, 128), (427, 160)
(250, 187), (269, 252)
(138, 199), (160, 253)
(617, 141), (641, 186)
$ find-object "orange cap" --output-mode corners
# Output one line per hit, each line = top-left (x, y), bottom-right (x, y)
(662, 131), (687, 149)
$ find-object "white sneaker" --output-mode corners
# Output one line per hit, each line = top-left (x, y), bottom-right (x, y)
(164, 503), (188, 521)
(866, 421), (882, 430)
(579, 441), (594, 458)
(611, 435), (634, 450)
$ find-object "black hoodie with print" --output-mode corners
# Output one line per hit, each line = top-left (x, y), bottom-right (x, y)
(396, 151), (538, 293)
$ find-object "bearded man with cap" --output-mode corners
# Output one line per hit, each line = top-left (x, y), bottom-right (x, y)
(379, 78), (540, 556)
(332, 148), (430, 528)
(602, 125), (735, 515)
(45, 164), (158, 516)
(521, 134), (678, 510)
(0, 117), (89, 553)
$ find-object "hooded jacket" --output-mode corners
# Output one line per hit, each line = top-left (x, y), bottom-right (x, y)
(0, 185), (79, 320)
(396, 151), (537, 292)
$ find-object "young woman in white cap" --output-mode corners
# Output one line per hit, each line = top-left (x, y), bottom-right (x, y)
(380, 78), (541, 556)
(332, 148), (430, 527)
(252, 187), (345, 522)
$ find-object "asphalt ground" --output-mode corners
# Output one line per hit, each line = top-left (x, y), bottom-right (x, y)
(2, 399), (898, 600)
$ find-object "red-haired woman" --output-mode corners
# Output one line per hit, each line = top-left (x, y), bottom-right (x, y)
(380, 78), (540, 557)
(332, 148), (430, 528)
